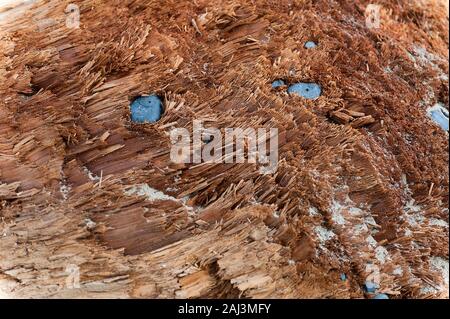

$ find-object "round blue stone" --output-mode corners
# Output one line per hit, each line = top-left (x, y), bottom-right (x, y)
(373, 294), (389, 300)
(130, 95), (164, 123)
(287, 82), (322, 99)
(272, 80), (286, 88)
(340, 273), (347, 281)
(304, 41), (318, 49)
(428, 104), (449, 131)
(364, 281), (378, 293)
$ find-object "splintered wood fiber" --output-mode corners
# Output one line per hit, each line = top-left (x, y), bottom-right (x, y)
(0, 0), (448, 299)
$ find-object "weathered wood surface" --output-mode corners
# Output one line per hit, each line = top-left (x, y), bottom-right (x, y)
(0, 0), (448, 298)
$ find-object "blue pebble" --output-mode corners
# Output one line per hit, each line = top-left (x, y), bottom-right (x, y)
(340, 273), (347, 281)
(428, 105), (449, 131)
(373, 294), (389, 299)
(272, 80), (286, 88)
(364, 281), (378, 293)
(287, 82), (322, 99)
(130, 95), (164, 123)
(304, 41), (318, 49)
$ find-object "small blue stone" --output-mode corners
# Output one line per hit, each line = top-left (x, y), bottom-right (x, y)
(364, 281), (378, 293)
(340, 273), (347, 281)
(428, 104), (449, 131)
(287, 82), (322, 99)
(304, 41), (318, 49)
(373, 294), (389, 300)
(272, 80), (286, 88)
(130, 95), (164, 123)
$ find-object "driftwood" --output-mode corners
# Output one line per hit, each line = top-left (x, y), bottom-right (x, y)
(0, 0), (448, 298)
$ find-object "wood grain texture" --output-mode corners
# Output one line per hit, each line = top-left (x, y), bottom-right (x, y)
(0, 0), (448, 298)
